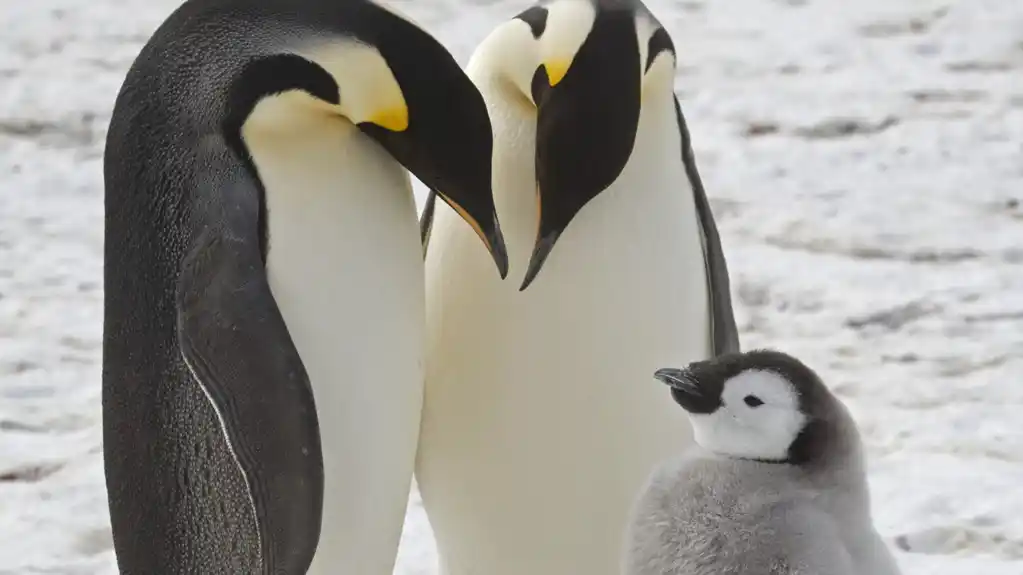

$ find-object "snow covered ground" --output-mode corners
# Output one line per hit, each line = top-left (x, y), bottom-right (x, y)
(1, 0), (1021, 573)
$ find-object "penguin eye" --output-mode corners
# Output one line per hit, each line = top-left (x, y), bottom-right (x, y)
(743, 395), (764, 408)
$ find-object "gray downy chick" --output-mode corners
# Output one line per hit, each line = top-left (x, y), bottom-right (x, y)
(622, 349), (902, 575)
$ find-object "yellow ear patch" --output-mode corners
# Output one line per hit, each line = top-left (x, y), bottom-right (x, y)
(544, 59), (571, 86)
(299, 40), (409, 131)
(369, 105), (409, 132)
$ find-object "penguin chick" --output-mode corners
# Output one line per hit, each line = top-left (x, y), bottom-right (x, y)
(622, 349), (902, 575)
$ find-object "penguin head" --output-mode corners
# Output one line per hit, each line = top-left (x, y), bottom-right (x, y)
(468, 0), (677, 290)
(653, 350), (849, 465)
(235, 2), (509, 277)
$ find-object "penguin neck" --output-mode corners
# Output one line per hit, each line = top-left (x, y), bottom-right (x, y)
(465, 63), (540, 273)
(798, 404), (870, 496)
(242, 111), (423, 307)
(241, 103), (425, 571)
(241, 105), (424, 391)
(784, 416), (880, 559)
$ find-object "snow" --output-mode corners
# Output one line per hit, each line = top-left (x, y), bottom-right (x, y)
(1, 0), (1021, 573)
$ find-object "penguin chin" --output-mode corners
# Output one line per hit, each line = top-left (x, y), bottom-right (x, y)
(688, 412), (793, 462)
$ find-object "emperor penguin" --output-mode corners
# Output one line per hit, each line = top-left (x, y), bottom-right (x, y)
(416, 0), (739, 573)
(624, 350), (903, 575)
(102, 1), (508, 573)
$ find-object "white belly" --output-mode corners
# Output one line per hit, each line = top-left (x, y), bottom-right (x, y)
(245, 113), (424, 575)
(418, 88), (712, 575)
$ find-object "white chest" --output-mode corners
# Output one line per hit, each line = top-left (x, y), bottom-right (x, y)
(247, 116), (423, 364)
(243, 104), (426, 573)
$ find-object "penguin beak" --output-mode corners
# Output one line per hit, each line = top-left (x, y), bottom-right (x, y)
(359, 113), (509, 280)
(356, 20), (509, 279)
(654, 368), (703, 395)
(360, 126), (509, 281)
(519, 12), (643, 291)
(653, 367), (720, 414)
(434, 191), (509, 280)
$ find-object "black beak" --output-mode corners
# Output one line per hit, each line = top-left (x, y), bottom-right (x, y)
(519, 225), (559, 291)
(484, 213), (510, 279)
(654, 367), (701, 394)
(519, 9), (642, 291)
(433, 194), (509, 279)
(653, 367), (720, 414)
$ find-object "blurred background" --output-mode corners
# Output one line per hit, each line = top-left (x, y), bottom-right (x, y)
(1, 0), (1021, 573)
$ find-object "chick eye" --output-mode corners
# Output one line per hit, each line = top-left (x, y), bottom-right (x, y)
(743, 395), (764, 408)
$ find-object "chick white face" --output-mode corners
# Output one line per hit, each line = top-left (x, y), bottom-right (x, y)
(681, 370), (807, 461)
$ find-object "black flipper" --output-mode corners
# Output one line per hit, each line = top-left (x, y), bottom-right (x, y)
(176, 136), (324, 574)
(420, 188), (438, 257)
(673, 95), (741, 356)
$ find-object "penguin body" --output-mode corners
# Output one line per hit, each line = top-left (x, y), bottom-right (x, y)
(417, 1), (738, 573)
(624, 350), (902, 575)
(103, 1), (506, 573)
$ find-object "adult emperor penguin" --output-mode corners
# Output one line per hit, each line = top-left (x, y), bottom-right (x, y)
(416, 0), (739, 573)
(102, 1), (508, 573)
(624, 350), (902, 575)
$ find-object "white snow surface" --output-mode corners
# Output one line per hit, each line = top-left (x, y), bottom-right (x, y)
(2, 0), (1022, 573)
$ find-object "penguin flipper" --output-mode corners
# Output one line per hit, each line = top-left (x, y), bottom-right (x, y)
(176, 141), (323, 574)
(673, 95), (741, 356)
(420, 188), (438, 258)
